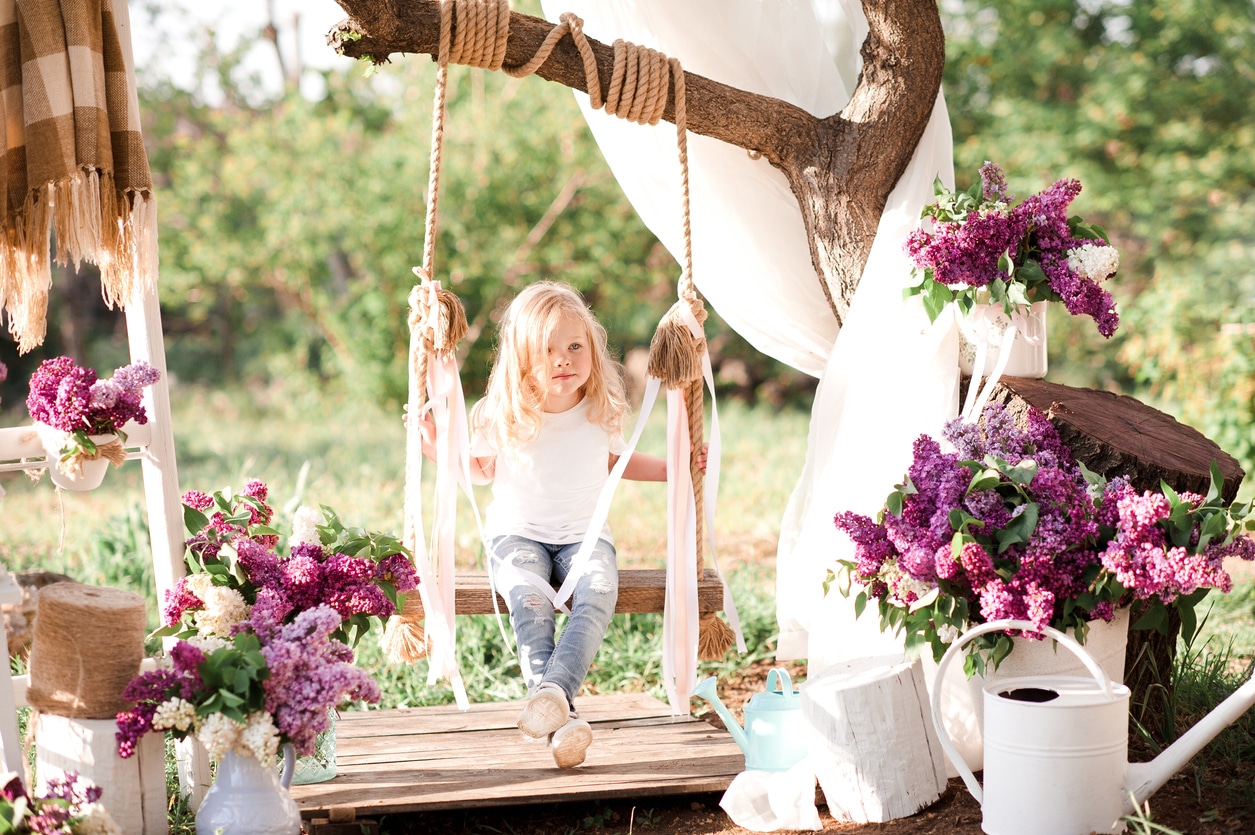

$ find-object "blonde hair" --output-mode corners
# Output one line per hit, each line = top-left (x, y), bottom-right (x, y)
(472, 281), (628, 448)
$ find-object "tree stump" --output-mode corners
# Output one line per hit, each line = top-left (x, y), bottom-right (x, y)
(985, 376), (1245, 502)
(801, 656), (947, 823)
(981, 376), (1247, 742)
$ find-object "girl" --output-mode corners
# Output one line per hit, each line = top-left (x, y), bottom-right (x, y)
(428, 281), (682, 769)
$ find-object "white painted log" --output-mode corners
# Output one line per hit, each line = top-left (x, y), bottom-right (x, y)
(34, 713), (168, 835)
(800, 655), (947, 824)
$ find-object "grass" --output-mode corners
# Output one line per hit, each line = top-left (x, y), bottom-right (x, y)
(6, 381), (1255, 830)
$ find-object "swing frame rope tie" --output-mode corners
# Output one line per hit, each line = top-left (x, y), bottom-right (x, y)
(384, 0), (496, 706)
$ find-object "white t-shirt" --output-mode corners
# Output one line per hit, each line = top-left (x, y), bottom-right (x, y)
(473, 399), (628, 544)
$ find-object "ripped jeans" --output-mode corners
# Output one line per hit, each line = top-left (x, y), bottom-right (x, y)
(488, 535), (619, 706)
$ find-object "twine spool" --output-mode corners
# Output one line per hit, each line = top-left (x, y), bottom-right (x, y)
(27, 583), (146, 719)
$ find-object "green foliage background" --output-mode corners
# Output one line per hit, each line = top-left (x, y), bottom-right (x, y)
(944, 0), (1255, 474)
(1, 0), (1252, 487)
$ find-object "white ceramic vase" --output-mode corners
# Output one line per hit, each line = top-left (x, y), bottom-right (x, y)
(957, 301), (1049, 379)
(923, 607), (1130, 776)
(195, 750), (301, 835)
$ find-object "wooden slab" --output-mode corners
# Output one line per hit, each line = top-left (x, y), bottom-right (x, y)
(289, 693), (744, 820)
(406, 569), (726, 616)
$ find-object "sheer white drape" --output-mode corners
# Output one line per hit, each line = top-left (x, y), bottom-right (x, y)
(538, 0), (959, 670)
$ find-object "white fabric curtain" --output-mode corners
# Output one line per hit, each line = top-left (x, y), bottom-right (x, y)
(539, 0), (960, 670)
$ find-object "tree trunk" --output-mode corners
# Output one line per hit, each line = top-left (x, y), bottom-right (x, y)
(327, 0), (945, 327)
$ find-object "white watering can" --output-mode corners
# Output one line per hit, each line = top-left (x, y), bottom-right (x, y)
(692, 669), (810, 772)
(932, 619), (1255, 835)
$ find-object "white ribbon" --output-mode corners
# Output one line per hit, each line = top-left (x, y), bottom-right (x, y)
(662, 385), (700, 714)
(958, 304), (1045, 422)
(404, 279), (470, 710)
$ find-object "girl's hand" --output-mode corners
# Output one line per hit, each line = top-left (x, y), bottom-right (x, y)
(403, 404), (438, 462)
(695, 442), (710, 475)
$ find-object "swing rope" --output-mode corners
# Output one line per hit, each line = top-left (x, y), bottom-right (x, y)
(385, 0), (737, 677)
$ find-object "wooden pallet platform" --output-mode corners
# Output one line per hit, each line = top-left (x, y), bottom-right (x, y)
(290, 693), (744, 824)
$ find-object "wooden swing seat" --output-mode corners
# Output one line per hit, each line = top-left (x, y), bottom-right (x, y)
(420, 569), (726, 616)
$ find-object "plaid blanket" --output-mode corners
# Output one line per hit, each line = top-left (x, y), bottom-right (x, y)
(0, 0), (156, 353)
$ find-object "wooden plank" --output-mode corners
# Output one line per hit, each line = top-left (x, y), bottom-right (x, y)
(409, 568), (725, 616)
(335, 692), (673, 737)
(290, 694), (744, 818)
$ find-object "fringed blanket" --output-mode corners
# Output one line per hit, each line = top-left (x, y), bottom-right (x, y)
(0, 0), (156, 353)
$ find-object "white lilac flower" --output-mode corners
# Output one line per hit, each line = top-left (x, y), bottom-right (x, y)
(193, 586), (250, 636)
(185, 634), (232, 655)
(1066, 243), (1119, 282)
(152, 697), (196, 732)
(238, 711), (281, 764)
(185, 573), (215, 598)
(197, 712), (244, 761)
(75, 806), (124, 835)
(936, 623), (960, 645)
(290, 505), (322, 547)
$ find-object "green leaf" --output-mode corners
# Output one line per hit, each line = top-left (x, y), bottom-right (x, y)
(183, 505), (210, 537)
(990, 634), (1014, 670)
(854, 590), (868, 620)
(922, 277), (953, 323)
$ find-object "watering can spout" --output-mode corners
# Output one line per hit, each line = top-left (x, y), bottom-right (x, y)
(692, 676), (750, 754)
(1124, 673), (1255, 814)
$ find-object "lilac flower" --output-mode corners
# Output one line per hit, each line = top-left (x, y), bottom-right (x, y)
(259, 605), (382, 756)
(904, 162), (1120, 337)
(377, 553), (419, 593)
(182, 490), (214, 511)
(979, 160), (1012, 203)
(162, 580), (204, 627)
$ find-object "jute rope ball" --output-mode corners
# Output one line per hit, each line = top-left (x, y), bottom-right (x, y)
(26, 583), (146, 718)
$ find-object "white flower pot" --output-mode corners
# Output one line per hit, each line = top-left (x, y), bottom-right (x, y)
(922, 607), (1130, 776)
(36, 427), (117, 492)
(958, 301), (1048, 379)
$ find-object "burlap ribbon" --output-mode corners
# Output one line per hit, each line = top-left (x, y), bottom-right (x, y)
(0, 0), (157, 353)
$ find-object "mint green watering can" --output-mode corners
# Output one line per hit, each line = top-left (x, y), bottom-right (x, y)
(693, 669), (810, 772)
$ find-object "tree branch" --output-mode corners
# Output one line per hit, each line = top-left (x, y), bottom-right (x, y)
(327, 0), (944, 326)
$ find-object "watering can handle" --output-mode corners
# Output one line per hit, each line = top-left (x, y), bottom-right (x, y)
(929, 618), (1115, 804)
(766, 668), (795, 701)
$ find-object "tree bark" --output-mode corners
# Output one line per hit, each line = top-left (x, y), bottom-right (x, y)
(327, 0), (945, 327)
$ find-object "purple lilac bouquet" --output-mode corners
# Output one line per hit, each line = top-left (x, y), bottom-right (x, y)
(117, 479), (411, 764)
(115, 603), (381, 763)
(833, 403), (1255, 676)
(0, 771), (121, 835)
(25, 356), (160, 461)
(904, 161), (1120, 338)
(160, 479), (419, 647)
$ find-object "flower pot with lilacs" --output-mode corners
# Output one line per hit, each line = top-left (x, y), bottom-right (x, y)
(832, 402), (1255, 677)
(24, 356), (160, 488)
(904, 161), (1120, 336)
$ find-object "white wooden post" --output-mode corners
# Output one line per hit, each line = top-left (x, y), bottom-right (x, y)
(124, 290), (211, 807)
